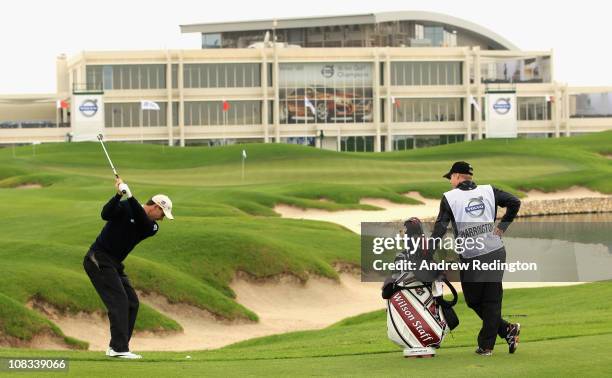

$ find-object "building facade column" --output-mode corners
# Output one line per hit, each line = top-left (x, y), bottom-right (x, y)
(384, 49), (392, 152)
(463, 48), (472, 141)
(166, 50), (173, 146)
(261, 49), (269, 143)
(553, 82), (561, 137)
(474, 47), (483, 140)
(563, 84), (571, 136)
(373, 50), (381, 152)
(178, 54), (185, 147)
(273, 43), (280, 143)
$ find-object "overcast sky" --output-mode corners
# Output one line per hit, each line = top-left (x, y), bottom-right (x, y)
(2, 0), (611, 93)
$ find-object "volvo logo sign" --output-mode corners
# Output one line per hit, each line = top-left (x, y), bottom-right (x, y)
(492, 98), (511, 115)
(321, 65), (335, 78)
(79, 99), (99, 117)
(465, 197), (486, 218)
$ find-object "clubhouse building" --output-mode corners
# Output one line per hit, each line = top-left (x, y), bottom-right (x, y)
(1, 11), (612, 151)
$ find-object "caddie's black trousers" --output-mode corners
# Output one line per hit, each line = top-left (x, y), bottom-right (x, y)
(460, 248), (510, 350)
(83, 250), (139, 353)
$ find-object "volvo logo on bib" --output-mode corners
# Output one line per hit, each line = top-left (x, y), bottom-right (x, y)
(444, 185), (504, 258)
(465, 197), (486, 218)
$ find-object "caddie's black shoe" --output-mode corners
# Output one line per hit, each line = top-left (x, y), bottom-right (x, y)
(506, 323), (521, 354)
(475, 347), (493, 356)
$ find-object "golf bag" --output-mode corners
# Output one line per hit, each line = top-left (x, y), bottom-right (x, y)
(382, 218), (459, 357)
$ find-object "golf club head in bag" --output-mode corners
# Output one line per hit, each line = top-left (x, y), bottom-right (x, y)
(383, 217), (459, 357)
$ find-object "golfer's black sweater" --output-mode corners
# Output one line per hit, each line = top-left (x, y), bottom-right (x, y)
(90, 194), (158, 263)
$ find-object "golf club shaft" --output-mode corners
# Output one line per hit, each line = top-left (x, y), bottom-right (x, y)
(97, 134), (126, 193)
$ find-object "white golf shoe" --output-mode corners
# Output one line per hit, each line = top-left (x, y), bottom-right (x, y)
(106, 347), (142, 359)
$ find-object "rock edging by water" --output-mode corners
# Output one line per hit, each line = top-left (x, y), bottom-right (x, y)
(503, 197), (612, 218)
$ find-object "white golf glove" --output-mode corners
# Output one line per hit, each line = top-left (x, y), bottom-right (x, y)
(118, 183), (132, 198)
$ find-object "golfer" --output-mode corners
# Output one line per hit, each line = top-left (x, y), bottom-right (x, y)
(83, 178), (173, 359)
(431, 161), (521, 356)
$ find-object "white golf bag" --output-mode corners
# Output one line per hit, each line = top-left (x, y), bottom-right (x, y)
(386, 276), (458, 357)
(382, 217), (459, 357)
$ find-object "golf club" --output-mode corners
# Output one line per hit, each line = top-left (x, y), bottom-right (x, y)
(97, 134), (126, 194)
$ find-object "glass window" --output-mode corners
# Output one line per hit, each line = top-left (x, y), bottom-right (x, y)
(113, 66), (122, 89)
(340, 136), (375, 152)
(129, 66), (138, 89)
(88, 64), (167, 90)
(391, 62), (462, 85)
(172, 64), (178, 89)
(570, 93), (612, 118)
(182, 64), (260, 88)
(173, 102), (179, 126)
(226, 64), (236, 87)
(393, 98), (462, 122)
(105, 104), (112, 127)
(103, 66), (113, 90)
(184, 65), (192, 88)
(183, 101), (262, 126)
(393, 135), (415, 150)
(518, 97), (549, 121)
(237, 64), (245, 87)
(112, 104), (121, 127)
(203, 33), (222, 49)
(86, 66), (102, 90)
(104, 102), (168, 127)
(482, 57), (551, 84)
(424, 26), (444, 46)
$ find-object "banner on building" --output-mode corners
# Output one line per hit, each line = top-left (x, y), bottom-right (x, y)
(279, 62), (373, 124)
(485, 92), (517, 138)
(72, 94), (104, 141)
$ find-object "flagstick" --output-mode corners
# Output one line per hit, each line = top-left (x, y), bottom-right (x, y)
(12, 144), (16, 158)
(241, 156), (245, 181)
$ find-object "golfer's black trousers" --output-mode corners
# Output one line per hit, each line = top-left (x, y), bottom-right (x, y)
(83, 250), (139, 353)
(460, 248), (510, 350)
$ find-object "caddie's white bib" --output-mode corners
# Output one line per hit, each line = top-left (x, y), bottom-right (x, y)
(443, 184), (504, 258)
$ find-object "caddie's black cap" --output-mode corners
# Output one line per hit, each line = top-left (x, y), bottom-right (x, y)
(443, 161), (473, 179)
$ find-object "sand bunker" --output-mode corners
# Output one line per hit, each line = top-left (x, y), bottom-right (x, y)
(0, 332), (68, 350)
(40, 273), (383, 352)
(275, 192), (439, 233)
(15, 184), (43, 189)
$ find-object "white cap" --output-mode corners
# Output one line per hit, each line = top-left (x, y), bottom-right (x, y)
(152, 194), (174, 220)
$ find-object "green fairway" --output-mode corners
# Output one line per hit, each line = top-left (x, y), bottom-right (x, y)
(0, 132), (610, 347)
(3, 336), (612, 377)
(1, 283), (611, 377)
